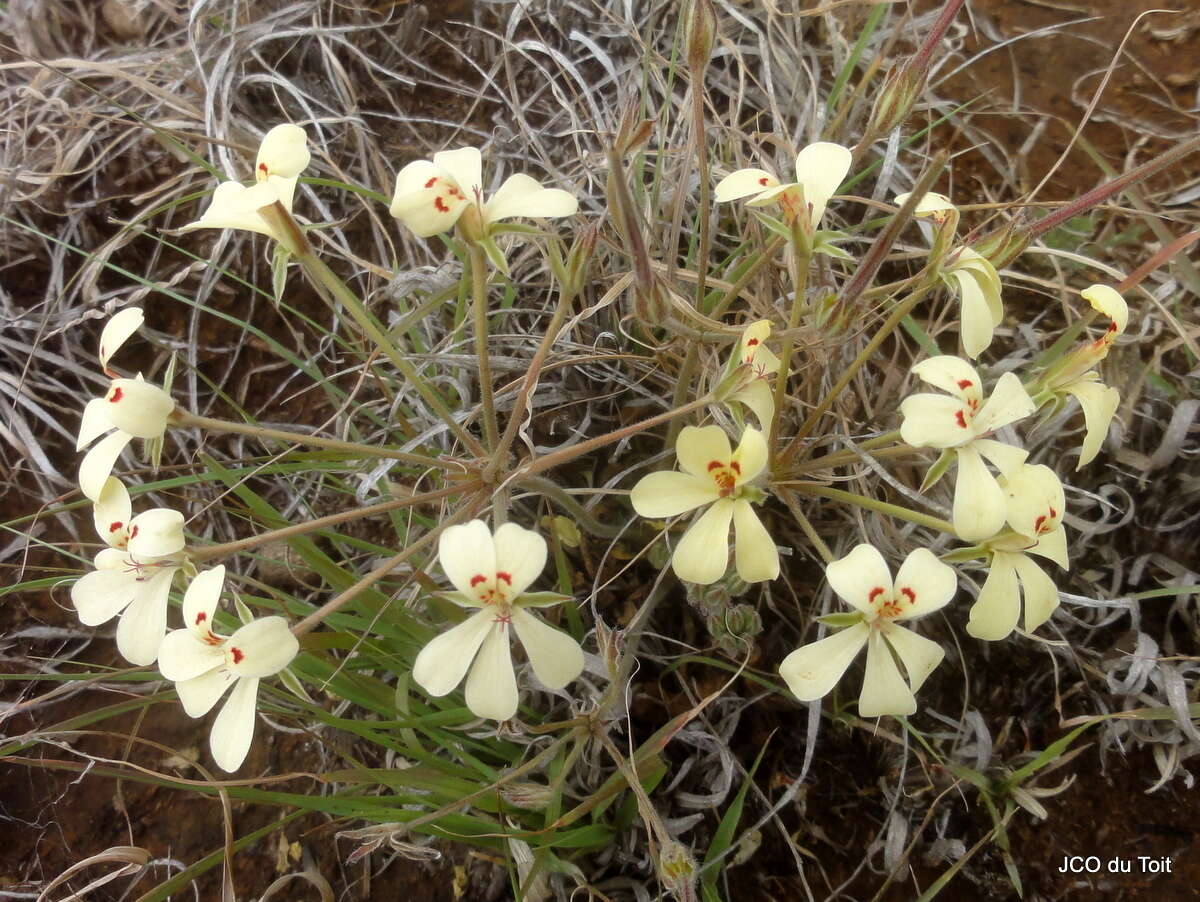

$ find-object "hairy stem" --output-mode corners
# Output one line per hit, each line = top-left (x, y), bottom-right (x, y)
(793, 484), (955, 534)
(467, 243), (500, 453)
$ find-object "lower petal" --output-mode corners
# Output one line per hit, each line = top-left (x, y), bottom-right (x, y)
(732, 500), (779, 582)
(158, 629), (224, 682)
(859, 631), (917, 717)
(210, 676), (260, 772)
(511, 608), (583, 690)
(71, 569), (137, 626)
(881, 624), (944, 694)
(412, 609), (495, 697)
(79, 430), (133, 502)
(671, 500), (735, 585)
(953, 446), (1006, 542)
(778, 622), (869, 701)
(966, 553), (1021, 641)
(630, 471), (717, 519)
(176, 666), (235, 718)
(464, 624), (518, 721)
(1013, 554), (1060, 633)
(114, 567), (176, 665)
(954, 269), (995, 359)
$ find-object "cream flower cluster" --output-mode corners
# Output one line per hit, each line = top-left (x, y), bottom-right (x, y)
(70, 309), (298, 772)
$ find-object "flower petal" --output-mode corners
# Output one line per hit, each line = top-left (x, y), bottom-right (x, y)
(1063, 379), (1119, 469)
(825, 544), (894, 615)
(778, 621), (869, 701)
(910, 355), (983, 405)
(859, 630), (917, 717)
(973, 371), (1034, 434)
(127, 508), (185, 558)
(899, 393), (973, 448)
(714, 168), (779, 202)
(464, 623), (518, 721)
(76, 397), (115, 451)
(510, 608), (583, 690)
(176, 666), (236, 718)
(115, 566), (176, 665)
(952, 268), (996, 359)
(412, 609), (495, 697)
(952, 445), (1007, 542)
(93, 477), (131, 548)
(1003, 464), (1065, 540)
(104, 379), (174, 439)
(256, 124), (310, 180)
(433, 146), (482, 194)
(1013, 553), (1060, 632)
(438, 520), (496, 597)
(1081, 284), (1128, 336)
(792, 142), (852, 228)
(1027, 525), (1069, 569)
(183, 564), (225, 638)
(210, 676), (260, 772)
(631, 471), (720, 518)
(671, 499), (735, 585)
(880, 623), (944, 694)
(730, 426), (768, 484)
(98, 307), (144, 369)
(79, 430), (133, 502)
(895, 191), (955, 216)
(972, 438), (1028, 479)
(227, 617), (299, 678)
(183, 180), (281, 237)
(731, 380), (775, 429)
(492, 522), (548, 599)
(966, 552), (1021, 640)
(71, 568), (138, 626)
(732, 499), (779, 582)
(158, 628), (225, 682)
(675, 425), (732, 479)
(484, 173), (577, 223)
(891, 548), (957, 620)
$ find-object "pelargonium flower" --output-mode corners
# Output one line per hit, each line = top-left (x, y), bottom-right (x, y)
(900, 356), (1035, 542)
(714, 141), (852, 234)
(894, 192), (1003, 358)
(779, 545), (956, 717)
(712, 320), (780, 428)
(158, 565), (299, 772)
(412, 520), (584, 722)
(182, 123), (311, 243)
(76, 308), (175, 501)
(968, 464), (1068, 640)
(389, 147), (577, 253)
(1043, 285), (1128, 469)
(70, 477), (186, 665)
(631, 425), (778, 585)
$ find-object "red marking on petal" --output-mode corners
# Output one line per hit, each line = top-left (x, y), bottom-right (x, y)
(257, 162), (269, 175)
(108, 521), (123, 533)
(707, 461), (723, 471)
(424, 176), (438, 188)
(129, 525), (139, 540)
(108, 387), (124, 403)
(955, 410), (968, 428)
(746, 338), (759, 346)
(196, 612), (207, 624)
(230, 647), (245, 665)
(496, 571), (513, 584)
(470, 574), (487, 587)
(758, 177), (769, 186)
(956, 379), (973, 389)
(730, 461), (741, 473)
(900, 587), (916, 604)
(434, 196), (450, 213)
(868, 587), (885, 602)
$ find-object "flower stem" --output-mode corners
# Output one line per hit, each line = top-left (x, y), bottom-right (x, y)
(298, 253), (486, 458)
(291, 496), (484, 636)
(521, 396), (711, 480)
(173, 410), (455, 469)
(769, 240), (811, 456)
(190, 481), (478, 564)
(467, 243), (500, 453)
(777, 276), (938, 468)
(778, 489), (834, 563)
(485, 284), (578, 482)
(792, 484), (955, 534)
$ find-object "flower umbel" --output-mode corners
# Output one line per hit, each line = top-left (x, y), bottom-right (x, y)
(412, 521), (584, 722)
(71, 477), (185, 665)
(158, 565), (299, 772)
(631, 425), (779, 585)
(779, 545), (956, 717)
(76, 308), (175, 501)
(900, 356), (1035, 541)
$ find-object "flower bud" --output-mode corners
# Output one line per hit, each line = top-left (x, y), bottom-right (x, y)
(866, 60), (924, 139)
(499, 781), (555, 811)
(970, 221), (1030, 270)
(685, 0), (717, 72)
(656, 840), (697, 901)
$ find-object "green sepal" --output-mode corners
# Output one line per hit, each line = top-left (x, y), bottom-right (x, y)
(234, 594), (255, 626)
(271, 244), (292, 303)
(515, 591), (574, 608)
(919, 448), (956, 493)
(753, 212), (793, 241)
(278, 666), (314, 704)
(811, 229), (855, 261)
(940, 544), (989, 563)
(478, 236), (510, 276)
(488, 222), (543, 238)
